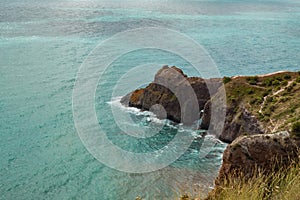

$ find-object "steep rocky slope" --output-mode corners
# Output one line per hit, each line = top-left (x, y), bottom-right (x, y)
(121, 65), (222, 125)
(122, 66), (300, 143)
(215, 132), (299, 185)
(201, 71), (300, 142)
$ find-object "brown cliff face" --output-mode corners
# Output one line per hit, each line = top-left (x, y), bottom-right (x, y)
(201, 101), (264, 143)
(120, 66), (222, 125)
(205, 132), (300, 200)
(215, 132), (299, 186)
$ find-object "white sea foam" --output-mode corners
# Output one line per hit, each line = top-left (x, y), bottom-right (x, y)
(107, 96), (178, 129)
(107, 97), (221, 141)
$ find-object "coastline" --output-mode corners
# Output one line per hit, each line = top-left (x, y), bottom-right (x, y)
(232, 70), (290, 79)
(122, 66), (300, 199)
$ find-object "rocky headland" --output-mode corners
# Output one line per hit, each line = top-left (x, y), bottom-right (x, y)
(121, 65), (300, 141)
(121, 65), (222, 125)
(121, 66), (300, 199)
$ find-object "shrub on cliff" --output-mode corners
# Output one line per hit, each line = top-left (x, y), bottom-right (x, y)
(246, 76), (258, 85)
(284, 74), (292, 79)
(291, 122), (300, 137)
(223, 76), (232, 84)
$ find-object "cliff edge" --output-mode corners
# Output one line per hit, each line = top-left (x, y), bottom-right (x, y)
(121, 66), (300, 143)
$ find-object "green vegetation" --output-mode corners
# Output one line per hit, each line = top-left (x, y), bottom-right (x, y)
(223, 76), (232, 84)
(291, 122), (300, 137)
(250, 96), (263, 105)
(266, 96), (273, 103)
(181, 161), (300, 200)
(206, 162), (300, 200)
(281, 80), (288, 86)
(272, 79), (280, 86)
(246, 88), (254, 94)
(262, 78), (272, 86)
(170, 94), (177, 102)
(262, 74), (292, 87)
(287, 85), (294, 92)
(284, 74), (291, 79)
(292, 81), (297, 87)
(246, 76), (258, 85)
(223, 71), (300, 133)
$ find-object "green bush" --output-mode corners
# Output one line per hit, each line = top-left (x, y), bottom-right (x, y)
(275, 86), (281, 91)
(282, 80), (288, 86)
(246, 88), (254, 94)
(287, 85), (293, 92)
(251, 96), (263, 104)
(275, 76), (283, 81)
(229, 96), (237, 103)
(272, 79), (280, 86)
(223, 76), (232, 84)
(257, 112), (264, 120)
(246, 76), (259, 85)
(263, 78), (272, 86)
(284, 74), (291, 80)
(262, 91), (269, 97)
(266, 96), (274, 103)
(291, 122), (300, 137)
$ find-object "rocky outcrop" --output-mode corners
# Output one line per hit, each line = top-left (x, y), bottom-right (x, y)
(201, 101), (264, 143)
(122, 66), (300, 143)
(220, 108), (264, 143)
(121, 65), (222, 125)
(203, 132), (300, 200)
(215, 132), (299, 185)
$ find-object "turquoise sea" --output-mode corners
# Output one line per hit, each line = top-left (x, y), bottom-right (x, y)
(1, 0), (300, 199)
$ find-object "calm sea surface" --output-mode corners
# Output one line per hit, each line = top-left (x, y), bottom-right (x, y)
(1, 0), (300, 199)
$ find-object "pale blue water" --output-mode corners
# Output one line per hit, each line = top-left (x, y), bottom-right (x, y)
(1, 0), (300, 199)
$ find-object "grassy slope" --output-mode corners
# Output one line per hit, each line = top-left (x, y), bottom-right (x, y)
(180, 156), (300, 200)
(224, 71), (300, 135)
(203, 161), (300, 200)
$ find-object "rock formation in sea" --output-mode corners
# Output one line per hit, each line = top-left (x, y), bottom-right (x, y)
(121, 66), (300, 143)
(121, 65), (222, 125)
